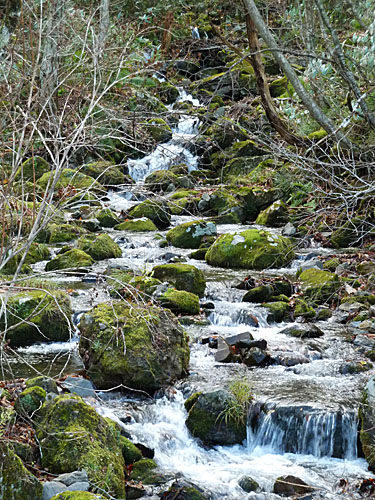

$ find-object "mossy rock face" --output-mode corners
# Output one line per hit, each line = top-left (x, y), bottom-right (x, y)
(0, 441), (43, 500)
(79, 302), (190, 392)
(37, 223), (86, 244)
(145, 169), (179, 192)
(95, 208), (120, 228)
(1, 290), (72, 346)
(147, 118), (172, 142)
(152, 263), (206, 297)
(299, 268), (340, 304)
(14, 386), (46, 416)
(330, 218), (368, 249)
(360, 377), (375, 470)
(36, 394), (125, 498)
(77, 233), (122, 260)
(159, 288), (200, 315)
(130, 458), (157, 482)
(114, 217), (158, 232)
(206, 229), (295, 270)
(79, 160), (126, 186)
(261, 301), (290, 322)
(243, 285), (273, 303)
(17, 156), (50, 181)
(50, 494), (106, 500)
(294, 298), (316, 320)
(128, 199), (171, 229)
(120, 436), (143, 465)
(2, 242), (50, 274)
(166, 220), (217, 249)
(185, 390), (246, 446)
(203, 117), (248, 149)
(255, 200), (288, 227)
(46, 249), (94, 271)
(38, 168), (103, 192)
(269, 76), (290, 97)
(220, 156), (265, 181)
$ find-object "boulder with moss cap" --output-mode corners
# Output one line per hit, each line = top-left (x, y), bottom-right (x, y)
(0, 441), (43, 500)
(114, 217), (158, 232)
(1, 290), (72, 346)
(46, 249), (94, 271)
(166, 220), (217, 249)
(206, 229), (295, 270)
(128, 198), (171, 229)
(77, 233), (122, 260)
(152, 263), (206, 297)
(78, 302), (189, 392)
(36, 394), (125, 497)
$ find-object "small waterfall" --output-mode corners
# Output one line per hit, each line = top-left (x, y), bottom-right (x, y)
(248, 404), (358, 460)
(208, 301), (269, 329)
(127, 89), (200, 183)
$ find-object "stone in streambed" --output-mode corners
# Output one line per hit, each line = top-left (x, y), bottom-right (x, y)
(299, 268), (340, 304)
(206, 229), (295, 270)
(273, 475), (313, 497)
(79, 302), (189, 392)
(238, 476), (260, 493)
(114, 217), (157, 231)
(166, 220), (217, 249)
(279, 324), (324, 339)
(77, 233), (122, 260)
(158, 288), (200, 315)
(128, 198), (171, 229)
(45, 249), (94, 271)
(152, 263), (206, 297)
(50, 494), (106, 500)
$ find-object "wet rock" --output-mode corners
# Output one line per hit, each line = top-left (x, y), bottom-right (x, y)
(294, 298), (316, 320)
(160, 480), (209, 499)
(126, 483), (146, 499)
(115, 217), (158, 231)
(238, 475), (259, 492)
(232, 276), (256, 290)
(79, 303), (189, 392)
(206, 229), (295, 270)
(147, 118), (172, 143)
(242, 347), (270, 367)
(339, 301), (366, 313)
(152, 263), (206, 297)
(45, 248), (94, 271)
(185, 390), (246, 446)
(135, 442), (155, 459)
(36, 394), (126, 497)
(200, 301), (215, 310)
(243, 285), (273, 303)
(1, 290), (72, 346)
(273, 475), (313, 496)
(272, 351), (309, 366)
(120, 436), (143, 465)
(61, 376), (97, 399)
(297, 258), (324, 273)
(166, 220), (217, 249)
(359, 319), (375, 332)
(279, 324), (324, 339)
(128, 198), (171, 229)
(215, 332), (256, 362)
(0, 441), (43, 500)
(262, 301), (290, 322)
(340, 361), (373, 374)
(77, 233), (122, 260)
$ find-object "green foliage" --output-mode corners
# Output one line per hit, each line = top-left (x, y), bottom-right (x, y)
(218, 379), (253, 427)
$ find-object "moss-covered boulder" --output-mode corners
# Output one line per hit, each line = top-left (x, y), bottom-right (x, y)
(1, 290), (72, 346)
(160, 481), (209, 500)
(114, 217), (157, 231)
(79, 160), (126, 186)
(120, 436), (143, 465)
(14, 386), (46, 416)
(261, 301), (290, 322)
(77, 233), (122, 260)
(46, 249), (94, 271)
(294, 298), (316, 319)
(17, 156), (50, 181)
(38, 168), (103, 192)
(79, 302), (189, 392)
(0, 441), (43, 500)
(50, 494), (106, 500)
(255, 200), (288, 227)
(152, 263), (206, 297)
(26, 375), (58, 394)
(37, 223), (86, 244)
(147, 118), (172, 142)
(145, 169), (179, 192)
(159, 288), (200, 315)
(185, 390), (246, 446)
(299, 268), (340, 304)
(2, 242), (50, 274)
(128, 199), (171, 229)
(330, 218), (367, 248)
(36, 394), (125, 497)
(206, 229), (295, 270)
(130, 458), (158, 482)
(242, 285), (273, 303)
(166, 220), (217, 249)
(95, 208), (121, 228)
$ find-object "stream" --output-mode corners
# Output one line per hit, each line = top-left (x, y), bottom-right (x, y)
(7, 91), (375, 499)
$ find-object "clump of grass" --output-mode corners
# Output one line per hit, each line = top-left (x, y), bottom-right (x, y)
(219, 378), (253, 427)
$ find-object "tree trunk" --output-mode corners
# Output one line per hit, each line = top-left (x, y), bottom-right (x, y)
(314, 0), (375, 130)
(244, 15), (303, 146)
(242, 0), (352, 149)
